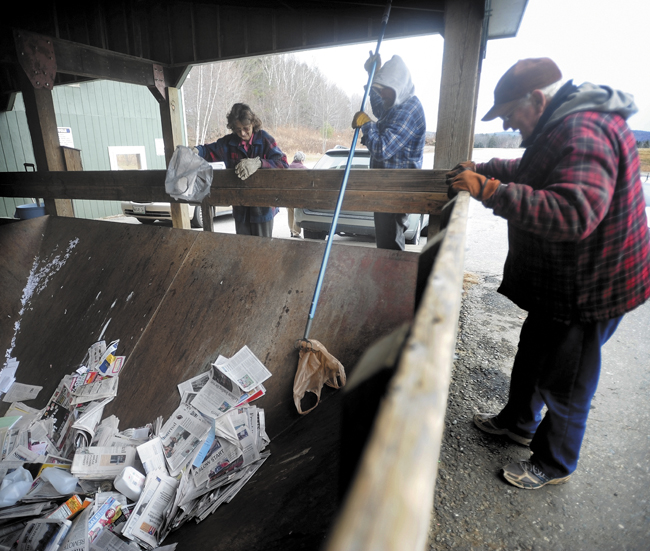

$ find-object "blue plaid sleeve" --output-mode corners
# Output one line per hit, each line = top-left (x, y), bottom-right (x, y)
(362, 96), (426, 169)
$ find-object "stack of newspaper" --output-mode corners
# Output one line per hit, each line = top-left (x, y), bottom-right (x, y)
(0, 339), (272, 550)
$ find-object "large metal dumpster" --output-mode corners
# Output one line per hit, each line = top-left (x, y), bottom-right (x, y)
(0, 214), (431, 549)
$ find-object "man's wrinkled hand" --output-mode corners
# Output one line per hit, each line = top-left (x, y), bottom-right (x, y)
(450, 170), (500, 201)
(235, 157), (262, 180)
(364, 51), (381, 73)
(351, 111), (372, 129)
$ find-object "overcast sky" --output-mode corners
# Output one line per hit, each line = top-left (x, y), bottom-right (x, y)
(295, 0), (650, 134)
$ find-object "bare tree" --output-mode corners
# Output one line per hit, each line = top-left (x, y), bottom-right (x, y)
(182, 53), (357, 146)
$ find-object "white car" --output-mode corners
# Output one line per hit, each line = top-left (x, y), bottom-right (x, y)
(294, 147), (428, 244)
(121, 202), (232, 228)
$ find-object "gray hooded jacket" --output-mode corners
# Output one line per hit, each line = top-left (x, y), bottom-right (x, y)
(372, 55), (416, 110)
(524, 81), (638, 147)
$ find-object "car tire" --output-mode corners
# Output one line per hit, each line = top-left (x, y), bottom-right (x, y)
(304, 230), (327, 240)
(191, 206), (213, 228)
(137, 218), (155, 225)
(405, 217), (421, 245)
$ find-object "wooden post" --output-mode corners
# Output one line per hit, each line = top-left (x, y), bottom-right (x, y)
(430, 0), (484, 234)
(159, 87), (191, 229)
(19, 71), (75, 217)
(62, 147), (83, 171)
(434, 0), (484, 170)
(200, 201), (214, 232)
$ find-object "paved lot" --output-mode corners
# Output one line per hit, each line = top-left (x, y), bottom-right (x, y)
(431, 199), (650, 551)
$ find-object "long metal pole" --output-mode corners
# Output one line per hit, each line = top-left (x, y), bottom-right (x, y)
(303, 1), (392, 341)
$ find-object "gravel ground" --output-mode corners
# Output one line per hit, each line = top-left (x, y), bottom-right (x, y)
(428, 202), (650, 551)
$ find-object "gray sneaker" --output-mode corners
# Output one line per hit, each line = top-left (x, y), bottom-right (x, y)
(473, 413), (532, 446)
(502, 460), (571, 489)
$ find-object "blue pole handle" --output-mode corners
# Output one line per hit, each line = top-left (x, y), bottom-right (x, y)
(303, 1), (392, 341)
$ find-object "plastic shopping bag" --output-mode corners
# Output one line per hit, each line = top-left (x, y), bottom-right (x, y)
(0, 465), (33, 507)
(165, 145), (213, 202)
(293, 339), (346, 415)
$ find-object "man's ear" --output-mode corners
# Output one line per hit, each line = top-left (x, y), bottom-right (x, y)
(530, 90), (547, 114)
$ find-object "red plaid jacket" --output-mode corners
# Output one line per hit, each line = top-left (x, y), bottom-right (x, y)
(479, 111), (650, 322)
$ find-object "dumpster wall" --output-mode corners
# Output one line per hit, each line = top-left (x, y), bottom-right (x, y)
(0, 216), (419, 549)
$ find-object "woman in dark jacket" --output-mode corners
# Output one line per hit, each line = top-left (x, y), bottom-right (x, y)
(195, 103), (288, 236)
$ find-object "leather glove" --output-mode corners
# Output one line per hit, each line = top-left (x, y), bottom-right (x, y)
(351, 111), (373, 129)
(191, 147), (199, 155)
(445, 161), (476, 185)
(449, 170), (500, 202)
(364, 51), (381, 73)
(235, 157), (262, 180)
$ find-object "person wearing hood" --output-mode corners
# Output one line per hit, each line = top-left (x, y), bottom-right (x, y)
(447, 58), (650, 490)
(351, 54), (426, 250)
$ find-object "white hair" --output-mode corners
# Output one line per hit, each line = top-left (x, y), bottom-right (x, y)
(517, 80), (566, 109)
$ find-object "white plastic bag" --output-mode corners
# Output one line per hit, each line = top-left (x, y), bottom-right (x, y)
(40, 467), (79, 495)
(0, 466), (33, 507)
(164, 145), (213, 202)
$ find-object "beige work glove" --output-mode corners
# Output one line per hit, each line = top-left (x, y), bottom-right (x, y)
(235, 157), (262, 180)
(191, 147), (199, 155)
(351, 111), (373, 129)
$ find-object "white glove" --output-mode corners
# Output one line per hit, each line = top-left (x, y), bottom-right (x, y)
(235, 157), (262, 180)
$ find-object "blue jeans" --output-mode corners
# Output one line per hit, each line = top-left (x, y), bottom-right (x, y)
(374, 212), (408, 250)
(496, 312), (623, 478)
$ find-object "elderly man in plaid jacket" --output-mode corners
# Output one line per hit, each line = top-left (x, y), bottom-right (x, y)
(447, 58), (650, 489)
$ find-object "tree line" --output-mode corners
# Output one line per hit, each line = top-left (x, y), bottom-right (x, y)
(474, 133), (523, 149)
(182, 54), (362, 147)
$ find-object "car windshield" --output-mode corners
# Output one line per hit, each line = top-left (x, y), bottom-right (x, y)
(313, 151), (370, 170)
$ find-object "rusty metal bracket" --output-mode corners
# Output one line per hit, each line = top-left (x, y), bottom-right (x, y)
(14, 30), (57, 90)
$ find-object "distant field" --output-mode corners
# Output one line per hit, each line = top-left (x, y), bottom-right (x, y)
(638, 148), (650, 172)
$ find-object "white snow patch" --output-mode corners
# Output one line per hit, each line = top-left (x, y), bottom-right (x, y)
(98, 319), (112, 341)
(4, 238), (80, 364)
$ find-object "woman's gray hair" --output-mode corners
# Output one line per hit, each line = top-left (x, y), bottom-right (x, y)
(293, 151), (306, 162)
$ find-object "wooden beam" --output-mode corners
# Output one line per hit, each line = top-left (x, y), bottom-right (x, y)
(18, 69), (74, 217)
(52, 34), (172, 89)
(325, 192), (470, 551)
(159, 87), (191, 229)
(434, 0), (484, 170)
(0, 169), (449, 214)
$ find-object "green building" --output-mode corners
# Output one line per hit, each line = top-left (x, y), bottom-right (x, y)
(0, 80), (184, 219)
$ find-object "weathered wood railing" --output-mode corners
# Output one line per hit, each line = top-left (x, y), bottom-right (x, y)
(0, 168), (468, 551)
(325, 192), (468, 550)
(0, 168), (450, 228)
